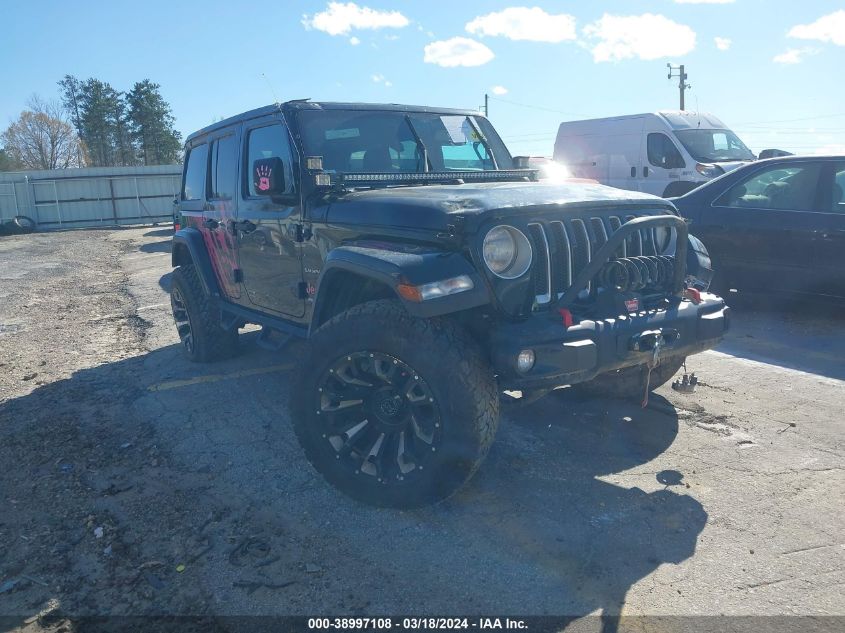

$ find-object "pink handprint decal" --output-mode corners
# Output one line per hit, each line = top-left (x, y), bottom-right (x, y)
(256, 164), (272, 192)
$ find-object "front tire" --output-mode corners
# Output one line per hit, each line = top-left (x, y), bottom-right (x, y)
(290, 299), (499, 508)
(170, 263), (239, 362)
(566, 356), (686, 401)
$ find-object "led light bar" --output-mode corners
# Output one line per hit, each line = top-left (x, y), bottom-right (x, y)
(335, 169), (538, 185)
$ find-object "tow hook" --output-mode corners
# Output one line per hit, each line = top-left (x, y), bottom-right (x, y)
(629, 328), (680, 353)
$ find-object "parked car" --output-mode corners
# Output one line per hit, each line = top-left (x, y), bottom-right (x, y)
(672, 155), (845, 300)
(554, 111), (755, 198)
(171, 101), (729, 507)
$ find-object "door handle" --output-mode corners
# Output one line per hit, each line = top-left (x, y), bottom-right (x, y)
(202, 218), (219, 229)
(643, 166), (650, 177)
(631, 167), (636, 178)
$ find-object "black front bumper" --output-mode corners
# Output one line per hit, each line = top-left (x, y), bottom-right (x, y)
(490, 294), (730, 390)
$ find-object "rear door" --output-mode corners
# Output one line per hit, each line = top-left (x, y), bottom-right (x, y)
(699, 161), (825, 293)
(813, 162), (845, 298)
(236, 116), (305, 318)
(205, 130), (242, 299)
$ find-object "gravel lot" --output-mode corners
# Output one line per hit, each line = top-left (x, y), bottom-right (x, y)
(0, 227), (843, 628)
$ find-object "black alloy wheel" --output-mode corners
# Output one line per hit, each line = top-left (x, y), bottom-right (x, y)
(170, 285), (194, 354)
(316, 351), (441, 483)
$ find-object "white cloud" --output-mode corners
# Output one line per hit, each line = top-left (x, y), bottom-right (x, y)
(423, 37), (494, 67)
(583, 14), (696, 62)
(466, 7), (577, 43)
(773, 47), (819, 64)
(302, 2), (409, 36)
(492, 85), (508, 95)
(349, 36), (360, 45)
(673, 0), (734, 4)
(371, 74), (393, 87)
(788, 10), (845, 46)
(714, 37), (731, 51)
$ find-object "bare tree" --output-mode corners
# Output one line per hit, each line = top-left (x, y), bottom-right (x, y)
(1, 96), (86, 170)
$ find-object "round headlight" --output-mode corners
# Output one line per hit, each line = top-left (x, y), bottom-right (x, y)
(483, 225), (533, 279)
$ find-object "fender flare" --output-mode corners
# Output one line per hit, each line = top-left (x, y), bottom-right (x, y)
(171, 227), (221, 297)
(310, 245), (490, 334)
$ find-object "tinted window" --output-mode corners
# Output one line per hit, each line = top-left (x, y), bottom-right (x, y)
(832, 164), (845, 213)
(209, 135), (238, 200)
(245, 124), (295, 197)
(722, 163), (823, 211)
(647, 133), (685, 169)
(182, 143), (208, 201)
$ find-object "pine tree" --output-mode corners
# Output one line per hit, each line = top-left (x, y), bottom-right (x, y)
(0, 148), (22, 171)
(127, 80), (182, 165)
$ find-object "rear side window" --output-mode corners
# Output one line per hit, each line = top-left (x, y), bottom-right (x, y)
(721, 163), (823, 211)
(209, 135), (238, 200)
(245, 124), (295, 197)
(647, 133), (685, 169)
(182, 143), (208, 201)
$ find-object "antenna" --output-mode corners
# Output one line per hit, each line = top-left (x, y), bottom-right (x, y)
(261, 72), (280, 105)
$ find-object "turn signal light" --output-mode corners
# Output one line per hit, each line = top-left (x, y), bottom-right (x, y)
(396, 275), (474, 302)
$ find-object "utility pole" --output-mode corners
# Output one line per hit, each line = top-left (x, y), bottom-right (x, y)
(484, 93), (489, 118)
(666, 64), (691, 111)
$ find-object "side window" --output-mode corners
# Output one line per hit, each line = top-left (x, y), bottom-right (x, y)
(721, 164), (822, 211)
(832, 164), (845, 213)
(647, 133), (685, 169)
(182, 143), (208, 201)
(209, 134), (238, 200)
(245, 124), (295, 198)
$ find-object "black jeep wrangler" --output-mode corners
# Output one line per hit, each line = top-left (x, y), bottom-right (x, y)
(171, 101), (728, 508)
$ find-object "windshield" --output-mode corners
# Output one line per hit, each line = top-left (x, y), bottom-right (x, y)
(297, 110), (513, 173)
(674, 128), (755, 163)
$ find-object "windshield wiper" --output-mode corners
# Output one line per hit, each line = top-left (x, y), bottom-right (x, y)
(464, 117), (499, 170)
(404, 116), (431, 172)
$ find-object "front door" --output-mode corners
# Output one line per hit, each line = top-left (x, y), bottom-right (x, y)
(235, 117), (305, 318)
(642, 132), (686, 196)
(698, 161), (826, 293)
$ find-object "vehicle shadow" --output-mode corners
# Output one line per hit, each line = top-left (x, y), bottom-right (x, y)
(716, 293), (845, 381)
(158, 272), (172, 292)
(451, 390), (705, 629)
(0, 341), (704, 624)
(143, 228), (174, 238)
(138, 239), (172, 254)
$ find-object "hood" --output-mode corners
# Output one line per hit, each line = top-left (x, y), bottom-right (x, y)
(320, 181), (674, 232)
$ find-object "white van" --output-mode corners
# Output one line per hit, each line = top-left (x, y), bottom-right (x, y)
(553, 111), (755, 197)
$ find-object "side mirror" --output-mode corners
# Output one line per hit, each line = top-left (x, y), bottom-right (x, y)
(252, 158), (286, 197)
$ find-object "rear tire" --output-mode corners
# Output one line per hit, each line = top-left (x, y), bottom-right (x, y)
(290, 299), (499, 508)
(170, 263), (239, 362)
(13, 216), (36, 233)
(566, 357), (686, 401)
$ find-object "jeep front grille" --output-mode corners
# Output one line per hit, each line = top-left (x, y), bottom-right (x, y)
(527, 215), (662, 305)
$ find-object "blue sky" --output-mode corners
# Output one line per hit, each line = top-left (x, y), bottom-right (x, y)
(1, 1), (843, 157)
